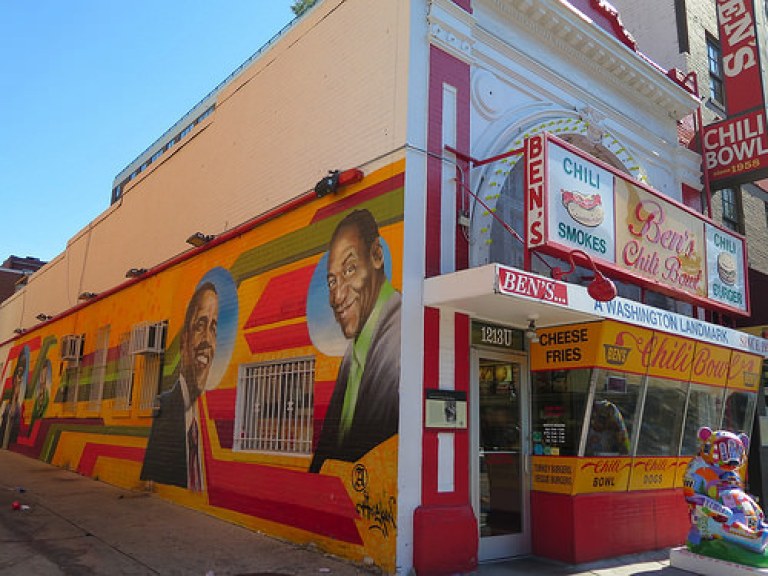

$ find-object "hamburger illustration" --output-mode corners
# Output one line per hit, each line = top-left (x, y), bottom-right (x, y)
(562, 189), (604, 227)
(717, 251), (737, 286)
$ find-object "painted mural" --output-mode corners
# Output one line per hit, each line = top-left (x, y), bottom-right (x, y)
(0, 160), (405, 571)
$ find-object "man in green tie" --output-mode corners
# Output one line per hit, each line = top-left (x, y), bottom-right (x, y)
(309, 209), (401, 473)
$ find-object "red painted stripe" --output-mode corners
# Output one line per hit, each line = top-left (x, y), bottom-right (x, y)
(427, 46), (471, 276)
(310, 173), (405, 224)
(421, 307), (441, 503)
(451, 0), (472, 12)
(205, 388), (236, 420)
(452, 313), (470, 500)
(244, 323), (311, 354)
(243, 267), (315, 329)
(198, 403), (362, 544)
(78, 444), (145, 476)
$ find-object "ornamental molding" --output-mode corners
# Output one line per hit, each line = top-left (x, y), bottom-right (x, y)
(478, 0), (698, 119)
(428, 2), (475, 64)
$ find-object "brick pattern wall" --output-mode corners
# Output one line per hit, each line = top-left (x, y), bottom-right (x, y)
(614, 0), (768, 279)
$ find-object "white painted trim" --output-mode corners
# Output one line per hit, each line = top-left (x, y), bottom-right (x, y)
(437, 432), (455, 493)
(442, 83), (458, 275)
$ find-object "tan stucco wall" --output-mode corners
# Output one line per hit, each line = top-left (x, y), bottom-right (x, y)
(1, 0), (411, 340)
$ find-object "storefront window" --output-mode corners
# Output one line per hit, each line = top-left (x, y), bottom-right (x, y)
(722, 389), (756, 435)
(584, 370), (642, 456)
(636, 377), (688, 456)
(680, 384), (725, 455)
(531, 369), (591, 456)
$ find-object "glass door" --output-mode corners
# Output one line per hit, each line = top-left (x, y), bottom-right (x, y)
(473, 350), (530, 561)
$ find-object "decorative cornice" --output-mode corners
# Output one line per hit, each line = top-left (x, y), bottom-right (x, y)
(477, 0), (699, 119)
(429, 21), (473, 60)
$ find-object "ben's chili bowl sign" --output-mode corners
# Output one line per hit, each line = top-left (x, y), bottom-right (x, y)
(496, 266), (568, 305)
(525, 133), (749, 316)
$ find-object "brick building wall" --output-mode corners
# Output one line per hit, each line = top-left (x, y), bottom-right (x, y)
(613, 0), (768, 287)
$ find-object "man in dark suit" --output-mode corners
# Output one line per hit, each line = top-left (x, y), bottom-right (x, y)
(309, 209), (401, 473)
(141, 282), (218, 489)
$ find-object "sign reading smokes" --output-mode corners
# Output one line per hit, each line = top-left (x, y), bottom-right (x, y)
(524, 133), (749, 316)
(704, 0), (768, 188)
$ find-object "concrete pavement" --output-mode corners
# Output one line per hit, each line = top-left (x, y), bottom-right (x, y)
(0, 449), (697, 575)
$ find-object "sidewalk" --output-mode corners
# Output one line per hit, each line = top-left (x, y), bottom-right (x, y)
(0, 449), (695, 575)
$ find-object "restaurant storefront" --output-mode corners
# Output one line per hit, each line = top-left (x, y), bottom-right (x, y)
(421, 127), (768, 563)
(425, 263), (768, 563)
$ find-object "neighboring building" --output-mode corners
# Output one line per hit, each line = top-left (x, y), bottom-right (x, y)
(611, 0), (768, 329)
(2, 1), (767, 574)
(0, 256), (46, 304)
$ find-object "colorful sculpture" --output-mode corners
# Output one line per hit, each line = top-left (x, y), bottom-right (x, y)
(683, 427), (768, 567)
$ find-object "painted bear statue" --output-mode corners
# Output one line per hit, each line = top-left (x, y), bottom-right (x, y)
(683, 427), (768, 566)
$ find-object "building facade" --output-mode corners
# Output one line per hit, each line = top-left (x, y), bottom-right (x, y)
(611, 0), (768, 328)
(1, 1), (767, 574)
(0, 256), (46, 305)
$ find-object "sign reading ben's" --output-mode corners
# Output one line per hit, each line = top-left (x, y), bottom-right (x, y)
(703, 0), (768, 189)
(524, 133), (749, 316)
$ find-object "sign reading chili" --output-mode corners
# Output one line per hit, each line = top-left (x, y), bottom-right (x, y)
(524, 133), (749, 316)
(703, 0), (768, 188)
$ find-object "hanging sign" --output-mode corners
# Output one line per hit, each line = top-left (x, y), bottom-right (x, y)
(524, 133), (749, 316)
(703, 0), (768, 188)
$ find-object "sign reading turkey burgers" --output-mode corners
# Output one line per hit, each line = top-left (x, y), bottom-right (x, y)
(524, 133), (749, 316)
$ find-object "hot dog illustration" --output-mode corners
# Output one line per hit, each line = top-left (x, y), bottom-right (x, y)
(562, 189), (604, 228)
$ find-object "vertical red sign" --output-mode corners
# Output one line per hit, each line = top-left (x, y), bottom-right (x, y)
(525, 135), (546, 249)
(717, 0), (764, 116)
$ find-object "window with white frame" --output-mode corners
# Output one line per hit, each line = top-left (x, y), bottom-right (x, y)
(130, 321), (167, 411)
(61, 362), (80, 414)
(707, 35), (725, 107)
(234, 358), (315, 454)
(720, 187), (744, 233)
(59, 334), (84, 414)
(88, 325), (110, 412)
(135, 354), (164, 411)
(113, 332), (134, 411)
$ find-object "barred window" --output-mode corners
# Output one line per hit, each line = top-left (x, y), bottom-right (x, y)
(135, 354), (164, 411)
(234, 358), (315, 454)
(61, 363), (80, 414)
(88, 325), (110, 412)
(113, 332), (134, 411)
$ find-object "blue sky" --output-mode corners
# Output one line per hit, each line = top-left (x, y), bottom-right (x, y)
(1, 2), (296, 262)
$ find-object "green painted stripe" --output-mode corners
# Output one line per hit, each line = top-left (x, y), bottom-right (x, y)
(229, 188), (404, 284)
(41, 423), (150, 463)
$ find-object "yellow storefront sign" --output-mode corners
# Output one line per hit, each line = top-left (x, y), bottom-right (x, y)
(595, 321), (654, 375)
(727, 350), (762, 391)
(689, 342), (731, 387)
(530, 322), (601, 370)
(573, 457), (632, 494)
(531, 456), (577, 494)
(628, 457), (680, 491)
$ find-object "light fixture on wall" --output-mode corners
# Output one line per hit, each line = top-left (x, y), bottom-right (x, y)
(125, 267), (148, 278)
(186, 232), (215, 247)
(36, 313), (52, 322)
(551, 249), (618, 303)
(525, 314), (539, 344)
(313, 168), (364, 198)
(78, 291), (98, 301)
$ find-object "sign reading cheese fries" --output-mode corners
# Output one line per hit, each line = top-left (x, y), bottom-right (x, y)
(524, 133), (749, 316)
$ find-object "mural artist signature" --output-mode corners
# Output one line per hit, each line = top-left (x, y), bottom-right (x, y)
(356, 492), (397, 537)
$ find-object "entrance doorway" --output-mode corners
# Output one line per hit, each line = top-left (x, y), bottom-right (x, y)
(473, 350), (530, 561)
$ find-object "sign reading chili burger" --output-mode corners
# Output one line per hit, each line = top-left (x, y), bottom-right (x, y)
(525, 133), (749, 316)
